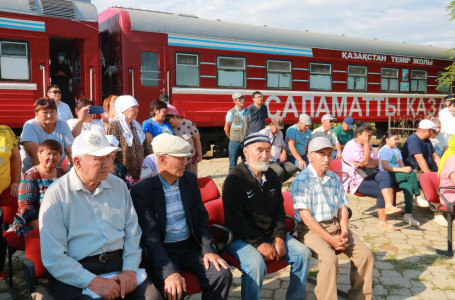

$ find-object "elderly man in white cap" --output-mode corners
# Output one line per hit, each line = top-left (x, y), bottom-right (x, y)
(223, 132), (311, 300)
(39, 130), (162, 300)
(291, 137), (374, 300)
(224, 92), (251, 171)
(285, 113), (312, 170)
(131, 133), (232, 300)
(311, 113), (342, 159)
(107, 95), (153, 179)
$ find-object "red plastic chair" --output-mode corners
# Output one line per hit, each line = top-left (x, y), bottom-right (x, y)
(420, 172), (455, 256)
(212, 195), (297, 276)
(197, 177), (221, 203)
(0, 187), (25, 295)
(23, 229), (47, 298)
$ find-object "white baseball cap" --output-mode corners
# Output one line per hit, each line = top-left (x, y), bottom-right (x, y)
(72, 130), (120, 157)
(321, 114), (336, 122)
(418, 119), (437, 131)
(152, 133), (192, 157)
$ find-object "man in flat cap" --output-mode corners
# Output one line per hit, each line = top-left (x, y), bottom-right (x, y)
(291, 137), (374, 300)
(40, 130), (161, 299)
(260, 116), (299, 183)
(130, 134), (232, 300)
(222, 132), (311, 300)
(224, 92), (250, 170)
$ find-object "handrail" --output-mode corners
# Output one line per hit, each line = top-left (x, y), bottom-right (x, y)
(129, 68), (135, 97)
(39, 65), (46, 97)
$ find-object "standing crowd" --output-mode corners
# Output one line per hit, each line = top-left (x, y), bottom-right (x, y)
(1, 87), (455, 300)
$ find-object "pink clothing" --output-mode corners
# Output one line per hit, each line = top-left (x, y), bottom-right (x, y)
(439, 154), (455, 206)
(341, 139), (379, 195)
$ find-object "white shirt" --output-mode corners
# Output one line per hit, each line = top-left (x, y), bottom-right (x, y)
(39, 169), (142, 288)
(259, 127), (285, 162)
(439, 108), (455, 145)
(378, 145), (403, 171)
(311, 126), (338, 146)
(67, 118), (105, 134)
(57, 102), (74, 121)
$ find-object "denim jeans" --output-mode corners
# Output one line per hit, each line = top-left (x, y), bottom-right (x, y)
(288, 154), (309, 170)
(226, 234), (311, 300)
(228, 141), (243, 170)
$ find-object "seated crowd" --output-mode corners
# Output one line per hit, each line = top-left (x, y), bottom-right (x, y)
(1, 87), (455, 299)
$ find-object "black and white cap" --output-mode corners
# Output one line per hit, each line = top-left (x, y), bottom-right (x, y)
(243, 133), (271, 147)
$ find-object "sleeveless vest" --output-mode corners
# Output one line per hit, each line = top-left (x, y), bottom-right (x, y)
(229, 107), (249, 142)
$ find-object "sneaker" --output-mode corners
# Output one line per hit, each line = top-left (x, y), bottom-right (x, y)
(416, 195), (430, 208)
(403, 214), (420, 227)
(434, 214), (448, 227)
(377, 221), (398, 231)
(385, 206), (403, 215)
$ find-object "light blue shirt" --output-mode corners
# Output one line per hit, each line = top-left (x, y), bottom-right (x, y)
(225, 106), (250, 122)
(285, 123), (311, 157)
(291, 164), (348, 222)
(158, 175), (191, 243)
(39, 169), (142, 288)
(20, 118), (74, 173)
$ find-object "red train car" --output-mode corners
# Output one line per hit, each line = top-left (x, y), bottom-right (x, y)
(0, 0), (101, 129)
(99, 7), (453, 154)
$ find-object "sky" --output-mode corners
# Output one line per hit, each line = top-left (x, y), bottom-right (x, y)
(90, 0), (455, 49)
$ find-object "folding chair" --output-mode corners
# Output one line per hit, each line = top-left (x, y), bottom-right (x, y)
(197, 177), (221, 203)
(420, 172), (455, 257)
(0, 187), (24, 299)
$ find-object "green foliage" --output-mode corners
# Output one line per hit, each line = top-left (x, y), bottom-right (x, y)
(437, 1), (455, 91)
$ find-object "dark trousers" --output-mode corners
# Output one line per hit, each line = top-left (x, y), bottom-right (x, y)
(269, 161), (299, 183)
(356, 171), (393, 209)
(153, 239), (232, 300)
(49, 254), (162, 300)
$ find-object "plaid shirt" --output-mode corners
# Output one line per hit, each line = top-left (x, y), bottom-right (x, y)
(158, 175), (191, 243)
(291, 164), (348, 222)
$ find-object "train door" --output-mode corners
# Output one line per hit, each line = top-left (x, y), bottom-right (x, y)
(133, 44), (166, 123)
(71, 39), (84, 102)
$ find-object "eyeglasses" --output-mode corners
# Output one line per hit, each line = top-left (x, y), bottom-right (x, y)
(49, 90), (61, 94)
(36, 99), (56, 106)
(329, 120), (335, 123)
(236, 98), (245, 101)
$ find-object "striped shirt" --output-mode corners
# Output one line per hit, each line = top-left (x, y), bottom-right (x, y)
(291, 164), (348, 222)
(12, 166), (66, 238)
(158, 175), (191, 243)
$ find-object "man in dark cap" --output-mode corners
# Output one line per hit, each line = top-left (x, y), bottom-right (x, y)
(222, 133), (311, 300)
(333, 117), (355, 151)
(260, 116), (299, 183)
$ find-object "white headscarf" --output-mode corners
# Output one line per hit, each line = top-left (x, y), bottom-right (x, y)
(113, 95), (145, 146)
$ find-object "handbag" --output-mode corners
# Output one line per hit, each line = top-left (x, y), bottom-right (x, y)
(342, 159), (378, 180)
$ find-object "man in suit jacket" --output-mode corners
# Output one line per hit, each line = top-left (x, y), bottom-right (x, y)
(130, 133), (232, 300)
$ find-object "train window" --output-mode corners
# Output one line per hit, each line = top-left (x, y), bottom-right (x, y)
(267, 60), (291, 89)
(310, 63), (331, 91)
(410, 70), (427, 93)
(217, 56), (245, 88)
(347, 65), (367, 92)
(141, 52), (159, 87)
(176, 53), (199, 87)
(381, 68), (398, 92)
(438, 71), (452, 94)
(0, 41), (30, 81)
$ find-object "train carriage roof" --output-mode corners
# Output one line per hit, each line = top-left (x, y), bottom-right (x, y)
(0, 0), (97, 22)
(117, 7), (451, 60)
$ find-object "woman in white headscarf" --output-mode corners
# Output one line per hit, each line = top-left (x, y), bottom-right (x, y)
(106, 95), (153, 179)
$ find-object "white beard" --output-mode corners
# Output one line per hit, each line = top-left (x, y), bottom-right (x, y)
(251, 160), (269, 172)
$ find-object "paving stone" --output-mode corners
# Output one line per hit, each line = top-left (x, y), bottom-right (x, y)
(378, 276), (413, 288)
(372, 284), (387, 295)
(380, 270), (403, 278)
(374, 261), (394, 270)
